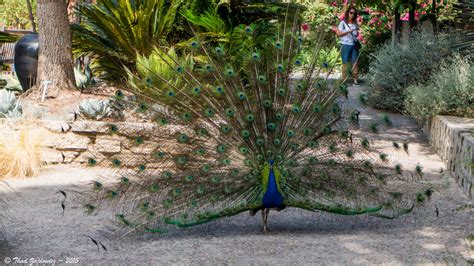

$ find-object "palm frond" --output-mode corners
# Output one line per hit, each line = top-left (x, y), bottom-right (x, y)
(72, 0), (185, 82)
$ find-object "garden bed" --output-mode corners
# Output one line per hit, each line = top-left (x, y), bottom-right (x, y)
(423, 116), (474, 199)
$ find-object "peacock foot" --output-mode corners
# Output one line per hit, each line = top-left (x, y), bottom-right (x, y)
(260, 226), (271, 234)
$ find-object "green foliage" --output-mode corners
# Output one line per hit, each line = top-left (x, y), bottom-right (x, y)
(0, 32), (18, 43)
(298, 46), (341, 72)
(182, 9), (278, 75)
(404, 56), (473, 121)
(127, 46), (195, 97)
(72, 0), (185, 82)
(182, 8), (229, 41)
(366, 29), (452, 112)
(0, 0), (36, 30)
(302, 1), (340, 38)
(357, 7), (392, 74)
(452, 0), (474, 59)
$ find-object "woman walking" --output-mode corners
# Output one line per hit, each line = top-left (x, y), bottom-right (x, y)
(336, 6), (361, 86)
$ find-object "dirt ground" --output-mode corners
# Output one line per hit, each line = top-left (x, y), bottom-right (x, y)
(0, 85), (472, 264)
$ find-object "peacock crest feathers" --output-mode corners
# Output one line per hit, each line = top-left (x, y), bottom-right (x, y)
(81, 7), (432, 234)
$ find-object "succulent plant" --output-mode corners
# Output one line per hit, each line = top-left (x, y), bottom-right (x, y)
(0, 89), (22, 118)
(75, 66), (95, 89)
(78, 99), (111, 120)
(0, 74), (22, 92)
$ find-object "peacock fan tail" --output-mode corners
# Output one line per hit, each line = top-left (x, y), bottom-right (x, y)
(81, 8), (432, 234)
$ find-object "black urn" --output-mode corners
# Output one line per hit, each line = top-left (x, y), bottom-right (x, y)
(14, 33), (39, 91)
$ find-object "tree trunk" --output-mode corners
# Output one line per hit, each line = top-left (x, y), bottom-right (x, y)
(391, 6), (401, 46)
(26, 0), (36, 33)
(432, 0), (437, 31)
(32, 0), (75, 99)
(408, 0), (416, 29)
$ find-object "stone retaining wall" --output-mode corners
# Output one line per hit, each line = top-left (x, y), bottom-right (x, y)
(0, 119), (161, 168)
(424, 116), (474, 199)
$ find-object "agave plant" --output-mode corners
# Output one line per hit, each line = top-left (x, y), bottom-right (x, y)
(72, 0), (185, 82)
(0, 89), (22, 118)
(78, 99), (111, 120)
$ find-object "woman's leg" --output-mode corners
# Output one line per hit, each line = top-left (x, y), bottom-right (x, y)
(341, 45), (350, 82)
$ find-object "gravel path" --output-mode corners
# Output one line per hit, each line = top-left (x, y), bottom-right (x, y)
(0, 86), (472, 264)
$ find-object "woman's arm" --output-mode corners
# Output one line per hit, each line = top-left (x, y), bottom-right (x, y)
(335, 28), (354, 37)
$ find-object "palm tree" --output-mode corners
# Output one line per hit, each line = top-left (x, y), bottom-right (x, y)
(72, 0), (184, 82)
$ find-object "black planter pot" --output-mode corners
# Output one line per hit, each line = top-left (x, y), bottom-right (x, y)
(14, 34), (39, 92)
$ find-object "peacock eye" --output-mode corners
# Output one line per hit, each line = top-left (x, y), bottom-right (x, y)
(205, 64), (213, 72)
(245, 114), (254, 122)
(275, 41), (282, 49)
(292, 104), (301, 113)
(215, 47), (223, 54)
(297, 35), (303, 44)
(267, 123), (276, 130)
(241, 130), (251, 138)
(275, 113), (284, 121)
(277, 64), (284, 72)
(193, 87), (201, 94)
(115, 90), (124, 98)
(190, 41), (199, 48)
(263, 99), (272, 108)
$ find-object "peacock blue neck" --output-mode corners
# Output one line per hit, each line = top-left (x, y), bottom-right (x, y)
(262, 160), (285, 208)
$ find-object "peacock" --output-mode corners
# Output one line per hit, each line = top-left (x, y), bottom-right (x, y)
(80, 6), (432, 235)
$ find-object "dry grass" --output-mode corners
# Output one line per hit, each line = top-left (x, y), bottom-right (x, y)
(0, 127), (45, 179)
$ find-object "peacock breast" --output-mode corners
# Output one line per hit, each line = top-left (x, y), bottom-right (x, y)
(262, 163), (285, 209)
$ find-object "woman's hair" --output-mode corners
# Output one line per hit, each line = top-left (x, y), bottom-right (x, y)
(344, 6), (358, 24)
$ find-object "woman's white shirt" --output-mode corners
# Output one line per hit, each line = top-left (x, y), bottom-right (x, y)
(338, 21), (358, 45)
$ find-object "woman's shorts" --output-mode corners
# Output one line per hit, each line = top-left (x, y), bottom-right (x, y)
(341, 44), (359, 64)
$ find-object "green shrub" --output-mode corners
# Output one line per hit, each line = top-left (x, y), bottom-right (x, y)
(404, 56), (473, 121)
(127, 46), (195, 99)
(72, 0), (184, 82)
(298, 46), (341, 72)
(365, 30), (452, 112)
(0, 32), (19, 43)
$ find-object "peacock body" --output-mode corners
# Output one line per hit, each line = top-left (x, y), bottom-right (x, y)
(82, 7), (431, 234)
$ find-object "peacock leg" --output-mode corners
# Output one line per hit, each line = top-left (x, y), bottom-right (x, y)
(261, 208), (270, 234)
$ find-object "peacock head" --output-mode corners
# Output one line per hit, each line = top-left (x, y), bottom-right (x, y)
(269, 160), (274, 166)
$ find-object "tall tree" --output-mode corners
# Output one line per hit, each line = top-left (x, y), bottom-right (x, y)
(33, 0), (75, 98)
(26, 0), (36, 33)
